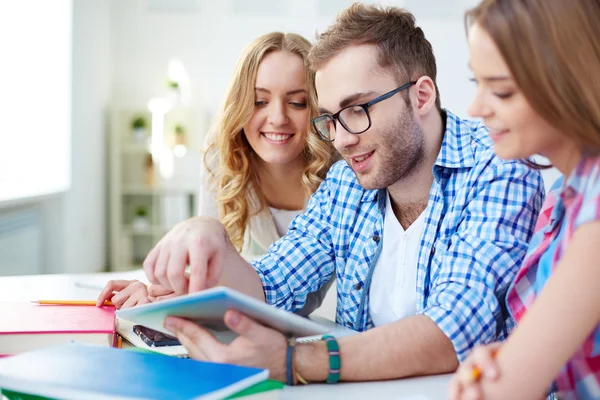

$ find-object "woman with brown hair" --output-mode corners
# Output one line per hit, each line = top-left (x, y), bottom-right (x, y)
(450, 0), (600, 399)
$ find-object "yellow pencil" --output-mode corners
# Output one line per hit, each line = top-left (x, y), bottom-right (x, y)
(32, 300), (114, 306)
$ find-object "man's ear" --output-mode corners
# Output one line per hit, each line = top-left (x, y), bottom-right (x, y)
(412, 76), (437, 116)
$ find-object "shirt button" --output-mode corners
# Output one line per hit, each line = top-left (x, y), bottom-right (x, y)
(431, 246), (436, 255)
(353, 283), (363, 290)
(372, 234), (380, 242)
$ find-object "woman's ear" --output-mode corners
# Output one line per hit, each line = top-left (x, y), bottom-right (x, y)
(412, 76), (437, 116)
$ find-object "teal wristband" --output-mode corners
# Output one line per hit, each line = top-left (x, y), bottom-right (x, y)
(322, 334), (341, 384)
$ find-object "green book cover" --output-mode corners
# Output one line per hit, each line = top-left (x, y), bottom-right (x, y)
(2, 378), (283, 400)
(226, 379), (284, 398)
(1, 389), (52, 400)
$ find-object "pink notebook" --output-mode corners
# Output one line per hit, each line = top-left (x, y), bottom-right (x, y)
(0, 302), (116, 355)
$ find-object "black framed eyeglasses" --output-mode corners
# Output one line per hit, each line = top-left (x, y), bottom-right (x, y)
(311, 81), (417, 142)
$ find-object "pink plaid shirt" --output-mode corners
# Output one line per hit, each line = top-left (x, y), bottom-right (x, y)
(507, 156), (600, 399)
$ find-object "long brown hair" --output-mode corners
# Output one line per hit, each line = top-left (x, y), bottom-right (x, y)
(309, 3), (442, 112)
(204, 32), (335, 250)
(466, 0), (600, 156)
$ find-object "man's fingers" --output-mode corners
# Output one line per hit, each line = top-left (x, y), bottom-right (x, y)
(153, 243), (172, 290)
(188, 241), (209, 293)
(166, 245), (190, 295)
(164, 317), (225, 360)
(143, 245), (161, 284)
(150, 293), (179, 302)
(148, 284), (174, 297)
(224, 310), (279, 344)
(204, 244), (224, 289)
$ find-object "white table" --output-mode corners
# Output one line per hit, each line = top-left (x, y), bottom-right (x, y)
(0, 272), (452, 399)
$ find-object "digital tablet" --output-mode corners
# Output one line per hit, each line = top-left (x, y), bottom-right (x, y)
(116, 286), (330, 339)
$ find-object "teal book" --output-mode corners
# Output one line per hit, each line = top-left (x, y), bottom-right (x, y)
(0, 343), (268, 400)
(226, 380), (284, 399)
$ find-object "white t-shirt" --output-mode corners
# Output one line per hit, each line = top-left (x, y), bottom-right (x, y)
(268, 207), (302, 237)
(369, 191), (426, 327)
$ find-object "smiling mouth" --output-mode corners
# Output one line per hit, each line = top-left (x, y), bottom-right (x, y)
(489, 129), (509, 139)
(261, 132), (294, 142)
(351, 151), (374, 163)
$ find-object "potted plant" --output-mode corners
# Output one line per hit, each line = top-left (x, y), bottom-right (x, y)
(144, 153), (154, 187)
(132, 206), (150, 232)
(131, 115), (147, 143)
(166, 80), (179, 90)
(174, 124), (185, 146)
(166, 79), (182, 104)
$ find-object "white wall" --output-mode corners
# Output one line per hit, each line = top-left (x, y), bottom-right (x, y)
(42, 0), (112, 274)
(110, 0), (482, 144)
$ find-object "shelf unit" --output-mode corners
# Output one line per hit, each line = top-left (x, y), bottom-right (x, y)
(108, 109), (200, 271)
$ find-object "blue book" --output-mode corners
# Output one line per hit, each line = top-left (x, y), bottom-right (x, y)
(0, 343), (268, 400)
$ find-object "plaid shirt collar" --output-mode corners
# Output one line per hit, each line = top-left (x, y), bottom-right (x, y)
(360, 110), (476, 204)
(435, 110), (476, 169)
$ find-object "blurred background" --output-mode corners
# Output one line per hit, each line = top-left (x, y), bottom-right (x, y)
(0, 0), (559, 276)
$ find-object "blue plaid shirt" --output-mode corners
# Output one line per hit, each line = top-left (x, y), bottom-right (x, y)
(252, 110), (545, 360)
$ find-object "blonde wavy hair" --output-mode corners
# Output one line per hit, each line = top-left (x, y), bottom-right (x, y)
(204, 32), (335, 250)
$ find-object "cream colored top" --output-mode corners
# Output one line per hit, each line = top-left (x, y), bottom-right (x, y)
(197, 158), (333, 315)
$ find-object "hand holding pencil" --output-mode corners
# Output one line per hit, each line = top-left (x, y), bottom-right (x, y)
(448, 342), (502, 400)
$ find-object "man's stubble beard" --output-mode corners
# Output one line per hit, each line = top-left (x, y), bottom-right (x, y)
(355, 111), (426, 190)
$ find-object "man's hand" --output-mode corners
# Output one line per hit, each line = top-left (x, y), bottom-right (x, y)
(164, 310), (288, 381)
(143, 217), (229, 295)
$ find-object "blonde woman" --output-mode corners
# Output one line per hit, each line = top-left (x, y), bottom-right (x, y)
(200, 32), (335, 261)
(99, 32), (337, 313)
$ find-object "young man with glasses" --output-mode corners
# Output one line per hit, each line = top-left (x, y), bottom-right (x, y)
(139, 4), (545, 383)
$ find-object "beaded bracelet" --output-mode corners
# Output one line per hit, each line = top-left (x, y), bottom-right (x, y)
(322, 334), (341, 384)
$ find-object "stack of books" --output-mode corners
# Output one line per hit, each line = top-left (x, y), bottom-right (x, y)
(0, 301), (116, 356)
(0, 300), (283, 399)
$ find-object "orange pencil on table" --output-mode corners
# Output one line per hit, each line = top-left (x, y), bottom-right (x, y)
(32, 300), (114, 306)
